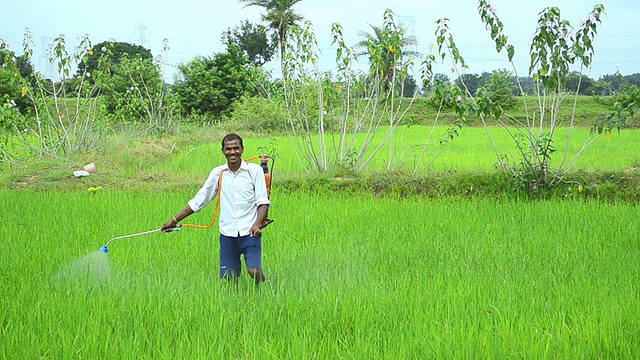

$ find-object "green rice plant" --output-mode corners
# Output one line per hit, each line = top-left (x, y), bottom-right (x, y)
(146, 126), (640, 197)
(1, 189), (638, 358)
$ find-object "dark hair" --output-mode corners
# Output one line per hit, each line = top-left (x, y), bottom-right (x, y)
(221, 133), (243, 149)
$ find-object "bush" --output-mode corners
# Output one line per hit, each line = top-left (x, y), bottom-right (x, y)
(172, 45), (255, 119)
(226, 96), (288, 133)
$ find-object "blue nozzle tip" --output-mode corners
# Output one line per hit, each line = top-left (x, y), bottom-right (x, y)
(100, 245), (108, 253)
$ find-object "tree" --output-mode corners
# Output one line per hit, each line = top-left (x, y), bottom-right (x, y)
(238, 0), (304, 80)
(515, 76), (535, 95)
(397, 74), (419, 97)
(103, 55), (165, 121)
(222, 20), (276, 66)
(486, 69), (517, 109)
(76, 41), (152, 77)
(355, 21), (419, 93)
(0, 49), (34, 110)
(467, 1), (609, 191)
(565, 71), (595, 95)
(624, 73), (640, 87)
(434, 73), (450, 84)
(598, 72), (625, 94)
(173, 44), (256, 117)
(455, 73), (483, 95)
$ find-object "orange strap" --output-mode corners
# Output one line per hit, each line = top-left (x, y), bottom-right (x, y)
(179, 156), (261, 230)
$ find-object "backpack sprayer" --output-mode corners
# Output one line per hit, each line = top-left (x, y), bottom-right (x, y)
(99, 155), (275, 254)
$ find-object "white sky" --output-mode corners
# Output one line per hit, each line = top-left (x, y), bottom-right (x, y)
(2, 0), (638, 83)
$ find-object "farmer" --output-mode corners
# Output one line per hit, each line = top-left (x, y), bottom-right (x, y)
(161, 133), (271, 284)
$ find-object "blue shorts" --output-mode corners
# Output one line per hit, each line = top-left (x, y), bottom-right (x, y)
(219, 234), (263, 278)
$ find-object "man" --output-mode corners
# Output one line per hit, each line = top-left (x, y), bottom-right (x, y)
(162, 133), (271, 284)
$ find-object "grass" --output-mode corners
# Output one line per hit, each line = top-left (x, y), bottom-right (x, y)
(1, 120), (639, 357)
(1, 189), (639, 358)
(2, 124), (639, 204)
(403, 95), (629, 127)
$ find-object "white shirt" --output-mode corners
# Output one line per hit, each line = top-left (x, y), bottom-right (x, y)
(188, 160), (271, 237)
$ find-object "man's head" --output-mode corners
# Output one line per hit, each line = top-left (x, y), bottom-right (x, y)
(221, 133), (244, 170)
(221, 133), (243, 149)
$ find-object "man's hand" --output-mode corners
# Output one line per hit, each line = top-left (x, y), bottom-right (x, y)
(249, 224), (262, 238)
(161, 218), (178, 232)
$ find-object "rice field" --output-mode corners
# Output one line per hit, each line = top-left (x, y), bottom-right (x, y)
(156, 126), (640, 178)
(1, 189), (638, 358)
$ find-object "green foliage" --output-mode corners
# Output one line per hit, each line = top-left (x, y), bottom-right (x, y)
(76, 41), (152, 78)
(486, 69), (517, 109)
(0, 46), (33, 111)
(0, 31), (114, 163)
(603, 84), (640, 108)
(592, 101), (638, 135)
(239, 0), (305, 80)
(222, 19), (276, 66)
(0, 64), (26, 110)
(467, 1), (609, 192)
(226, 96), (288, 133)
(355, 15), (419, 93)
(101, 54), (176, 133)
(454, 73), (483, 95)
(565, 71), (596, 95)
(528, 5), (604, 90)
(173, 44), (256, 118)
(396, 74), (419, 97)
(0, 94), (29, 132)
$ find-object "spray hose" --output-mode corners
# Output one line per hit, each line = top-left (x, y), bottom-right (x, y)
(99, 155), (274, 253)
(179, 155), (272, 229)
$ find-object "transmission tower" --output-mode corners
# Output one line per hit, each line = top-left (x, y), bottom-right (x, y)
(40, 36), (56, 79)
(134, 23), (151, 49)
(398, 15), (417, 53)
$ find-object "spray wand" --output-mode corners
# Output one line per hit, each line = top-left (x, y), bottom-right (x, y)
(100, 228), (181, 253)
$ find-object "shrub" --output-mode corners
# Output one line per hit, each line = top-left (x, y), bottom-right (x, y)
(226, 96), (288, 133)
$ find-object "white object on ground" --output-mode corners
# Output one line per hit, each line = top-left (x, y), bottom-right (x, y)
(73, 170), (91, 178)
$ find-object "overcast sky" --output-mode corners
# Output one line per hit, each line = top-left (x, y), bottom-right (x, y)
(2, 0), (639, 83)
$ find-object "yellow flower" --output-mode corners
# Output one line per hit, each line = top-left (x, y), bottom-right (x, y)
(578, 185), (583, 192)
(89, 50), (94, 55)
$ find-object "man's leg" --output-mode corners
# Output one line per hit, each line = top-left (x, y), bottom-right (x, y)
(240, 235), (265, 285)
(219, 234), (242, 280)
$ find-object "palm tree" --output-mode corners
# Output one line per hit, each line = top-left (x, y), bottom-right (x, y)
(355, 23), (419, 93)
(239, 0), (304, 81)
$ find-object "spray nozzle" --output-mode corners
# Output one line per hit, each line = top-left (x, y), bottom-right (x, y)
(100, 245), (109, 253)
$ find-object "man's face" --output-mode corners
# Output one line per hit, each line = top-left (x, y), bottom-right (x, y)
(222, 139), (244, 166)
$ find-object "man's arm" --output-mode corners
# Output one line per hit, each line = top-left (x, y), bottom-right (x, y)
(162, 206), (195, 231)
(249, 204), (270, 237)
